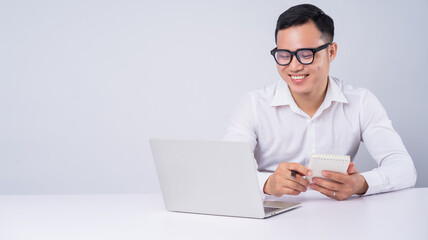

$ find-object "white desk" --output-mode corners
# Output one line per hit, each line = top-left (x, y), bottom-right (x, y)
(0, 188), (427, 240)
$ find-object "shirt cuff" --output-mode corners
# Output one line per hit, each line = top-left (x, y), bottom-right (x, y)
(360, 170), (384, 195)
(257, 171), (273, 194)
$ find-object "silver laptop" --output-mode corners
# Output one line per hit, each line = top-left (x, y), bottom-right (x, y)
(149, 139), (300, 219)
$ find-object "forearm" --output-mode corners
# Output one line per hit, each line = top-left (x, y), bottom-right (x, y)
(361, 157), (416, 195)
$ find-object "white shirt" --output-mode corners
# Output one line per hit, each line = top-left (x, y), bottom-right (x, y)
(224, 76), (417, 195)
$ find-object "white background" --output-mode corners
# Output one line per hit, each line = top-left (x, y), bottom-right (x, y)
(0, 0), (427, 194)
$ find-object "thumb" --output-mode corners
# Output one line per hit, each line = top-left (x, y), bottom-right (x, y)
(347, 162), (359, 174)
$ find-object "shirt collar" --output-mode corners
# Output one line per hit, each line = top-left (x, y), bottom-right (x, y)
(270, 76), (348, 107)
(270, 79), (295, 107)
(324, 76), (348, 105)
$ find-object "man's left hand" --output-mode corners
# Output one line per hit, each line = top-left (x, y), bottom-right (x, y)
(310, 162), (368, 200)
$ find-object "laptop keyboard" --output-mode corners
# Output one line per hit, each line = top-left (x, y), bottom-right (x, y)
(264, 207), (281, 214)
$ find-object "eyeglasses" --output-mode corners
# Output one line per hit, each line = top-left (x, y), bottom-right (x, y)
(270, 43), (331, 66)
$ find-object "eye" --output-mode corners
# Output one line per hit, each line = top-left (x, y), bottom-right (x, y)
(298, 50), (313, 59)
(277, 52), (290, 60)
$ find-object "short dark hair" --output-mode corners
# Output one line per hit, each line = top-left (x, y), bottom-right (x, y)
(275, 4), (334, 44)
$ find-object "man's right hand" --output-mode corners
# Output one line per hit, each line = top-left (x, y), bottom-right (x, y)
(263, 162), (312, 197)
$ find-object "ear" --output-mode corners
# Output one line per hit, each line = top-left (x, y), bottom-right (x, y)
(328, 42), (338, 62)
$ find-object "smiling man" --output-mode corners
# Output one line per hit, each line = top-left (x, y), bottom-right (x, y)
(224, 4), (416, 200)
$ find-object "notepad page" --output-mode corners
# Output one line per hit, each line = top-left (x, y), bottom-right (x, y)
(307, 154), (351, 183)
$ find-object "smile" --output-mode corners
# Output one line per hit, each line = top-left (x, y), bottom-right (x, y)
(289, 74), (308, 82)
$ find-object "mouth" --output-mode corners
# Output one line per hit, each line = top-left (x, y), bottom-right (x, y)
(289, 74), (309, 83)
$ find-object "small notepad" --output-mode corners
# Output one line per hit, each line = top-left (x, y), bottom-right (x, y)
(307, 154), (351, 183)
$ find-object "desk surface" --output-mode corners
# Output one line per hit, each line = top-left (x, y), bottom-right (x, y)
(0, 188), (427, 240)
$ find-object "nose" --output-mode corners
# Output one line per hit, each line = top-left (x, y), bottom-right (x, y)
(288, 55), (304, 72)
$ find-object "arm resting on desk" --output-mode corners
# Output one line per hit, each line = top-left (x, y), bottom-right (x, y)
(359, 91), (417, 195)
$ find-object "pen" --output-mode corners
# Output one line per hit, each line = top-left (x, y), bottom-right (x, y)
(290, 170), (296, 180)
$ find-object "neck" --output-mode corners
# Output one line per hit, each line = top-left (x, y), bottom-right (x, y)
(290, 79), (329, 118)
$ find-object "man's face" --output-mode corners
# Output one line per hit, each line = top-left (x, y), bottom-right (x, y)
(275, 21), (337, 98)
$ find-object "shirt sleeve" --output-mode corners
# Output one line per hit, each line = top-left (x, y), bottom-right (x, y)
(359, 90), (417, 195)
(223, 93), (272, 193)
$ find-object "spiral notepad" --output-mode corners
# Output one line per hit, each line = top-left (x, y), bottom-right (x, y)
(307, 154), (351, 183)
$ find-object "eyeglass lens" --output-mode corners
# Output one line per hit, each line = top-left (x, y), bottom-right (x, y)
(275, 49), (314, 65)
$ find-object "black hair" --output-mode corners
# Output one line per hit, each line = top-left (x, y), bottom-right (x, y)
(275, 4), (334, 44)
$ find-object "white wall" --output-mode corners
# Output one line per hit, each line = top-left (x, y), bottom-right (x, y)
(0, 0), (427, 194)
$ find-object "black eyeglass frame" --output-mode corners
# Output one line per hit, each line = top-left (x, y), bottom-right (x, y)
(270, 42), (332, 66)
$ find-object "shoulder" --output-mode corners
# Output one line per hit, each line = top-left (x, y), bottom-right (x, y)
(331, 77), (388, 128)
(331, 76), (368, 97)
(243, 80), (279, 106)
(331, 76), (376, 105)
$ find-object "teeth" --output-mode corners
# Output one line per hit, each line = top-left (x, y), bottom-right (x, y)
(291, 75), (306, 80)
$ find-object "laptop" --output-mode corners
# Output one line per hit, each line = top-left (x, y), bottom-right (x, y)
(149, 138), (300, 219)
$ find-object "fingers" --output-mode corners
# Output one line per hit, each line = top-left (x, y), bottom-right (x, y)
(311, 174), (356, 200)
(265, 175), (303, 196)
(265, 162), (312, 197)
(285, 162), (313, 177)
(347, 162), (359, 174)
(311, 177), (340, 192)
(278, 162), (311, 184)
(310, 163), (365, 200)
(276, 186), (301, 196)
(310, 177), (350, 200)
(271, 173), (308, 196)
(278, 162), (311, 186)
(283, 177), (308, 193)
(310, 183), (344, 200)
(273, 179), (307, 196)
(290, 172), (310, 189)
(320, 170), (348, 184)
(317, 162), (359, 185)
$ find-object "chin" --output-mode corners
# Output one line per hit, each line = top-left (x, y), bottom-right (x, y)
(288, 83), (311, 95)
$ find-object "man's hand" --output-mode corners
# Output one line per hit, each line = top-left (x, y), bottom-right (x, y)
(264, 162), (312, 197)
(310, 162), (368, 200)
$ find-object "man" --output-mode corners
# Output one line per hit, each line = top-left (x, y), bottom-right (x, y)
(224, 4), (416, 200)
